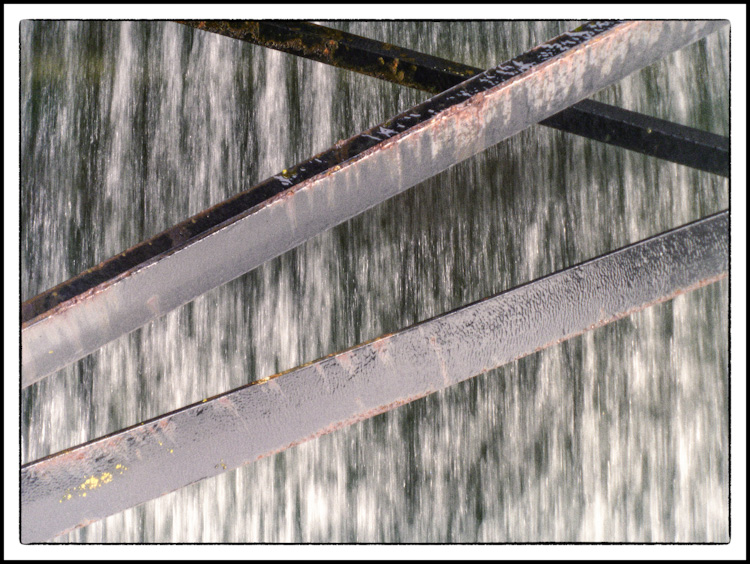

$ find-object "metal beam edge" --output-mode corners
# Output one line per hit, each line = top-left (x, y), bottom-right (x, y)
(21, 210), (729, 542)
(22, 20), (725, 386)
(182, 19), (729, 176)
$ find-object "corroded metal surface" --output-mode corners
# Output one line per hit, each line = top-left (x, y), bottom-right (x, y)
(542, 99), (729, 176)
(177, 19), (480, 94)
(20, 211), (729, 542)
(21, 20), (727, 386)
(182, 20), (730, 176)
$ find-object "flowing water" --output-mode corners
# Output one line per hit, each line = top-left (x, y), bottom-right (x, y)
(20, 21), (730, 542)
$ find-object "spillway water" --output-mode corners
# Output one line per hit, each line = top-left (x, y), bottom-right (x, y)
(20, 21), (729, 542)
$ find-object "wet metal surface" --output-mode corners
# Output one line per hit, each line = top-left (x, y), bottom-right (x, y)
(20, 211), (729, 543)
(542, 99), (729, 176)
(177, 20), (481, 94)
(21, 20), (726, 386)
(182, 20), (729, 176)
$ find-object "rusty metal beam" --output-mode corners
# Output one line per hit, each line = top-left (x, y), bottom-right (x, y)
(21, 20), (727, 387)
(543, 100), (729, 177)
(176, 19), (481, 95)
(179, 20), (730, 177)
(21, 210), (729, 543)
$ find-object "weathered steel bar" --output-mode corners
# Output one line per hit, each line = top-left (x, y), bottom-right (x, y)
(21, 211), (729, 543)
(179, 20), (730, 177)
(176, 19), (482, 94)
(21, 20), (726, 387)
(542, 100), (730, 177)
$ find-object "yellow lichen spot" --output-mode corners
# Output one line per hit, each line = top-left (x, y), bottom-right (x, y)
(116, 464), (122, 469)
(66, 493), (72, 500)
(158, 441), (163, 446)
(81, 475), (100, 490)
(169, 449), (174, 453)
(79, 470), (115, 491)
(202, 399), (208, 403)
(82, 492), (87, 497)
(49, 350), (54, 354)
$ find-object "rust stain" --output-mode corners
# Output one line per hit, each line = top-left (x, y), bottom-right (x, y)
(428, 334), (451, 387)
(527, 272), (727, 359)
(250, 391), (437, 465)
(371, 338), (389, 354)
(337, 350), (354, 373)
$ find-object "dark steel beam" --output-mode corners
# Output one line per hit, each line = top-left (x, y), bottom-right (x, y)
(21, 211), (729, 543)
(21, 20), (727, 387)
(543, 100), (730, 177)
(177, 19), (481, 95)
(179, 20), (730, 177)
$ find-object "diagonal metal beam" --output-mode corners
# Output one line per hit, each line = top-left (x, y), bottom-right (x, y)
(177, 19), (482, 94)
(21, 210), (729, 542)
(543, 99), (729, 176)
(179, 20), (730, 177)
(21, 20), (727, 387)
